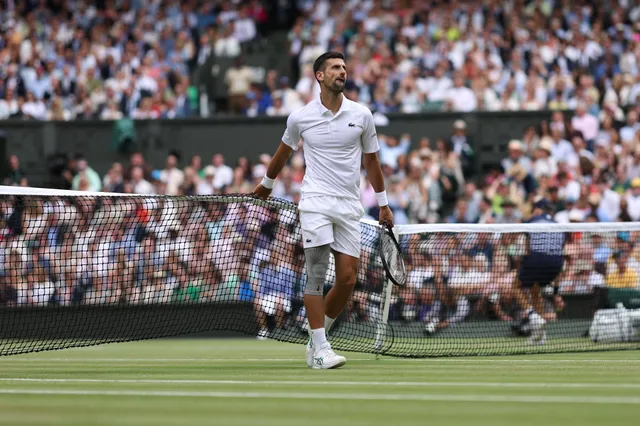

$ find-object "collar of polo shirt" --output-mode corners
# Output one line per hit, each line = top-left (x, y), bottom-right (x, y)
(315, 94), (351, 116)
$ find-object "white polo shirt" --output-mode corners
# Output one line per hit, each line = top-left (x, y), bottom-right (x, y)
(281, 95), (379, 201)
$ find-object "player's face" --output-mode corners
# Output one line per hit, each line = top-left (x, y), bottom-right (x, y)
(318, 58), (347, 93)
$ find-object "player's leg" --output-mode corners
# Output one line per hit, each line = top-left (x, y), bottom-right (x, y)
(325, 250), (359, 324)
(325, 199), (364, 330)
(299, 199), (343, 368)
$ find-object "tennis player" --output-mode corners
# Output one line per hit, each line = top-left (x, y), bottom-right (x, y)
(253, 51), (393, 369)
(512, 198), (565, 345)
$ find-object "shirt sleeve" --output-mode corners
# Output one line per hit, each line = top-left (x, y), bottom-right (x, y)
(361, 110), (380, 154)
(281, 112), (300, 151)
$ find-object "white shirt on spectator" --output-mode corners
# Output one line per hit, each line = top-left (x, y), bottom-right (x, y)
(421, 77), (452, 102)
(134, 179), (156, 195)
(558, 180), (581, 202)
(407, 266), (434, 289)
(571, 113), (599, 141)
(234, 18), (257, 43)
(620, 124), (639, 144)
(225, 67), (253, 96)
(214, 37), (241, 58)
(22, 99), (47, 120)
(213, 164), (233, 190)
(445, 86), (477, 112)
(598, 189), (621, 221)
(160, 168), (185, 196)
(626, 194), (640, 221)
(551, 138), (575, 163)
(136, 75), (158, 94)
(196, 179), (215, 195)
(281, 88), (304, 113)
(533, 157), (558, 179)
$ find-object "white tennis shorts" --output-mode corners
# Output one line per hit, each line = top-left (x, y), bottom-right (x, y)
(298, 195), (364, 258)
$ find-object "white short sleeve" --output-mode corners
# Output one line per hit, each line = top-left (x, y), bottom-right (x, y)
(281, 112), (300, 151)
(361, 111), (380, 154)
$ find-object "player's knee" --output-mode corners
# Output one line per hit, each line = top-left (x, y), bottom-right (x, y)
(304, 244), (330, 296)
(336, 268), (357, 289)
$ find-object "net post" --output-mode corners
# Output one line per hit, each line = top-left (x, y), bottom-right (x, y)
(373, 226), (398, 358)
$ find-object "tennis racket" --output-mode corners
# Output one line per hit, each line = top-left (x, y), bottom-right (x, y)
(379, 221), (407, 287)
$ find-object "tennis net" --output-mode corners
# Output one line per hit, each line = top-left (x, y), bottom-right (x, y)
(1, 185), (639, 357)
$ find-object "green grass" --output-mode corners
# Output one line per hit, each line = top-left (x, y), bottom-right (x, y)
(0, 339), (639, 426)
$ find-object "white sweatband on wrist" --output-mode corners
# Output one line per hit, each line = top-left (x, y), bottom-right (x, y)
(261, 175), (275, 189)
(375, 190), (388, 207)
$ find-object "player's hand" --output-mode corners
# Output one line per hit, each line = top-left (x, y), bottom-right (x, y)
(379, 205), (394, 228)
(252, 184), (272, 200)
(554, 295), (565, 312)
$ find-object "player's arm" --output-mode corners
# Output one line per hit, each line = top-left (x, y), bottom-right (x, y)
(253, 113), (299, 199)
(361, 111), (394, 226)
(363, 152), (394, 226)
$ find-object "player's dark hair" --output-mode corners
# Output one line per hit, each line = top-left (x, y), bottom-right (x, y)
(313, 51), (345, 82)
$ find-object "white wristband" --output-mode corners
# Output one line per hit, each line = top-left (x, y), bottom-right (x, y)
(375, 190), (388, 207)
(261, 175), (275, 189)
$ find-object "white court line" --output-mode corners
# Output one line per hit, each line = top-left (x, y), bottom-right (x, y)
(1, 358), (639, 363)
(2, 378), (640, 389)
(0, 388), (638, 404)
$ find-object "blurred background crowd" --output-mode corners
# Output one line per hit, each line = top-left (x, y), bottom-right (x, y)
(0, 0), (640, 335)
(0, 0), (638, 119)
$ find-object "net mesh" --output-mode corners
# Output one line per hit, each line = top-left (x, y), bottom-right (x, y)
(1, 186), (640, 357)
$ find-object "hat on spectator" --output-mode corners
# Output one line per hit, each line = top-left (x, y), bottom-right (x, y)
(632, 177), (640, 188)
(538, 138), (553, 154)
(533, 198), (551, 211)
(568, 210), (583, 222)
(204, 165), (216, 177)
(453, 120), (466, 130)
(508, 140), (524, 151)
(617, 232), (631, 242)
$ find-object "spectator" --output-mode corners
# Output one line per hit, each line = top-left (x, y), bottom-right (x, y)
(130, 166), (155, 195)
(4, 154), (27, 186)
(160, 152), (185, 196)
(225, 57), (253, 114)
(625, 178), (640, 222)
(606, 251), (639, 289)
(71, 158), (101, 192)
(196, 166), (216, 195)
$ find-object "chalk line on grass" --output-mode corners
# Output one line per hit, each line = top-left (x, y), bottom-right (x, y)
(2, 377), (640, 389)
(0, 388), (638, 404)
(1, 358), (639, 363)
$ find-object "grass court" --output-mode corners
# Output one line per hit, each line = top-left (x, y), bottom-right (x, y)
(0, 339), (638, 426)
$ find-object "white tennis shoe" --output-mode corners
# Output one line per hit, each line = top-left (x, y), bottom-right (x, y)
(527, 312), (547, 345)
(311, 342), (346, 370)
(305, 338), (314, 368)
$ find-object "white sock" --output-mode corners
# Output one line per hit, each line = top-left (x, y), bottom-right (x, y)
(311, 328), (327, 349)
(324, 315), (335, 332)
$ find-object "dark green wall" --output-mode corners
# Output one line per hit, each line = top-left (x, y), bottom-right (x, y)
(1, 111), (556, 187)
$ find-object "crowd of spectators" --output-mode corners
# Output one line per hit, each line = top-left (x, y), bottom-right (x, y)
(0, 0), (271, 120)
(1, 1), (640, 338)
(1, 99), (640, 337)
(288, 0), (640, 116)
(1, 1), (639, 119)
